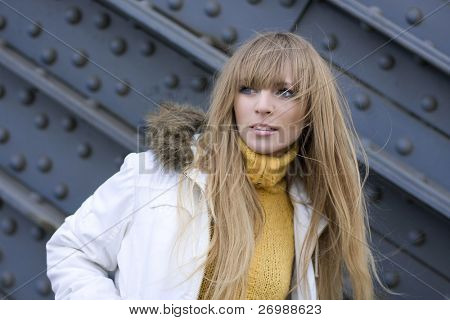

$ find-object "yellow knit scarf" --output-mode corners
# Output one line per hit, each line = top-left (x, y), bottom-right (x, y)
(197, 136), (299, 300)
(237, 136), (299, 192)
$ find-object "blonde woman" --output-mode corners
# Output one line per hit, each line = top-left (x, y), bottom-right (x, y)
(46, 31), (382, 300)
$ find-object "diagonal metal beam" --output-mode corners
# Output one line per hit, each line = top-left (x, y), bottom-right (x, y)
(0, 40), (137, 151)
(100, 0), (228, 72)
(361, 138), (450, 219)
(0, 168), (66, 230)
(327, 0), (450, 75)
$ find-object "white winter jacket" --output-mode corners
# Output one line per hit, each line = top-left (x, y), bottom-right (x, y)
(46, 103), (328, 300)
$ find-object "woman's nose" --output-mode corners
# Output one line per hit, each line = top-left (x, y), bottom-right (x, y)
(254, 90), (275, 114)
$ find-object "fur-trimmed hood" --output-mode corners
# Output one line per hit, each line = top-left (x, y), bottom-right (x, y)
(144, 101), (206, 172)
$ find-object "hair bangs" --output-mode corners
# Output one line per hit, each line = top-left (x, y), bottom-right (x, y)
(233, 36), (314, 105)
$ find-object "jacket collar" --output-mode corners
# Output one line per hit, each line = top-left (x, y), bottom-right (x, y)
(144, 102), (321, 231)
(183, 136), (208, 198)
(184, 156), (328, 236)
(288, 177), (328, 237)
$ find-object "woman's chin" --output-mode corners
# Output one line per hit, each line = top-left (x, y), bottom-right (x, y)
(246, 141), (286, 156)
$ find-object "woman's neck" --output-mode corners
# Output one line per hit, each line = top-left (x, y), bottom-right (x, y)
(237, 136), (298, 190)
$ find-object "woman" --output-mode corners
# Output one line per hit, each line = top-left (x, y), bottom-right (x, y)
(46, 31), (382, 300)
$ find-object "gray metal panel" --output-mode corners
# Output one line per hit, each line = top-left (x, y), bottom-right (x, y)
(0, 0), (448, 300)
(0, 42), (137, 151)
(0, 200), (54, 300)
(295, 1), (450, 212)
(327, 0), (450, 73)
(151, 0), (310, 50)
(0, 64), (128, 214)
(367, 173), (450, 283)
(355, 0), (450, 57)
(0, 169), (65, 230)
(0, 0), (212, 127)
(371, 231), (449, 299)
(102, 0), (228, 72)
(297, 1), (450, 137)
(338, 73), (450, 192)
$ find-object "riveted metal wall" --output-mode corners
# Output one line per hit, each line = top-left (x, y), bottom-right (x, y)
(0, 0), (448, 299)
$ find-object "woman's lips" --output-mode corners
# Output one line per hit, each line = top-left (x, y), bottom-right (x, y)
(250, 125), (278, 136)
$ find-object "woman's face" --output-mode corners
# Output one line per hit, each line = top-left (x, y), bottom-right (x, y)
(233, 72), (305, 156)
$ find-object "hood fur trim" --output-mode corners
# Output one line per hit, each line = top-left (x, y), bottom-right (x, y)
(144, 101), (206, 172)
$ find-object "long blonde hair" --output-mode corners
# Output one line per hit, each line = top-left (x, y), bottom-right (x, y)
(177, 31), (383, 299)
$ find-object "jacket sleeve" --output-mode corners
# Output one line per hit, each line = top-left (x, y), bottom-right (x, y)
(46, 152), (138, 300)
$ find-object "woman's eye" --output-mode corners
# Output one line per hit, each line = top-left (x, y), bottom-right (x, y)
(277, 88), (294, 98)
(239, 86), (255, 94)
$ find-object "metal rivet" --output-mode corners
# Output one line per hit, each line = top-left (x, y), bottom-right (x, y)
(0, 85), (4, 98)
(54, 183), (68, 199)
(0, 128), (9, 144)
(322, 34), (338, 51)
(94, 12), (110, 29)
(77, 143), (92, 158)
(221, 26), (237, 44)
(369, 6), (382, 15)
(1, 218), (17, 235)
(35, 67), (47, 78)
(31, 226), (46, 241)
(395, 138), (413, 155)
(72, 49), (89, 67)
(279, 0), (296, 7)
(378, 54), (395, 70)
(164, 74), (179, 89)
(30, 192), (44, 203)
(27, 21), (42, 37)
(405, 7), (423, 26)
(408, 229), (426, 246)
(168, 0), (183, 11)
(200, 35), (215, 46)
(34, 114), (49, 129)
(190, 77), (207, 92)
(37, 156), (52, 172)
(383, 271), (400, 288)
(420, 95), (437, 112)
(86, 99), (99, 109)
(110, 37), (127, 55)
(0, 272), (15, 288)
(41, 48), (57, 65)
(86, 76), (101, 92)
(353, 93), (371, 110)
(140, 41), (156, 56)
(18, 88), (36, 105)
(9, 154), (27, 171)
(61, 116), (77, 131)
(65, 7), (82, 24)
(247, 0), (261, 4)
(205, 0), (221, 17)
(115, 80), (130, 96)
(0, 16), (6, 30)
(36, 278), (51, 296)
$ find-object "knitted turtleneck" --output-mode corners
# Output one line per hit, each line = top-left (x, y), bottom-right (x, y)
(198, 136), (298, 300)
(237, 136), (298, 192)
